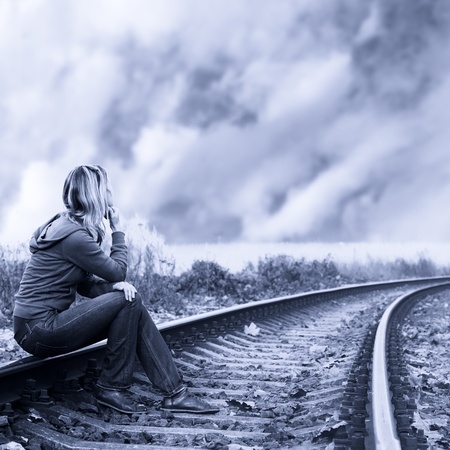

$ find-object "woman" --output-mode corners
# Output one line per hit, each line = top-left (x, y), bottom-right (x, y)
(13, 164), (218, 415)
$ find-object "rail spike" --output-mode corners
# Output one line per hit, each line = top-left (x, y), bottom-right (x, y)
(20, 379), (54, 407)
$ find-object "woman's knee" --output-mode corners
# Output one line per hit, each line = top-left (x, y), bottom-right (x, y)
(133, 291), (142, 307)
(117, 289), (142, 306)
(125, 290), (143, 315)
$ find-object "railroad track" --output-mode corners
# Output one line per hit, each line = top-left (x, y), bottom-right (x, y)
(1, 277), (450, 450)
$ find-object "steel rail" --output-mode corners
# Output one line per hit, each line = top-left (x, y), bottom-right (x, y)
(1, 276), (450, 407)
(371, 282), (450, 450)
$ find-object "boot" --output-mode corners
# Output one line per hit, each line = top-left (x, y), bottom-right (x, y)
(94, 385), (147, 414)
(161, 387), (219, 414)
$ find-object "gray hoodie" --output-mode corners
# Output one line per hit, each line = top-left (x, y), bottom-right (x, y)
(14, 213), (127, 320)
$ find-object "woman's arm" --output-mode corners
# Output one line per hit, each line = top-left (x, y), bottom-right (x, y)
(77, 275), (114, 298)
(78, 276), (137, 302)
(63, 229), (128, 282)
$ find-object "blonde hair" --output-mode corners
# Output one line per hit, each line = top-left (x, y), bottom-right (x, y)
(62, 165), (109, 242)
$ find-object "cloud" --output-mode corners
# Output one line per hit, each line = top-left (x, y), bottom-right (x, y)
(1, 0), (450, 244)
(244, 118), (411, 241)
(1, 161), (67, 243)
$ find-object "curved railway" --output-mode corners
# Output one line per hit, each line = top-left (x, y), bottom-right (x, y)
(1, 277), (450, 449)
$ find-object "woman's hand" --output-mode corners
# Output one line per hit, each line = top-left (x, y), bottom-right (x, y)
(108, 206), (122, 232)
(113, 281), (137, 301)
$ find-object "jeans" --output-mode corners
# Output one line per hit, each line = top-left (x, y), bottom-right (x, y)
(13, 291), (183, 394)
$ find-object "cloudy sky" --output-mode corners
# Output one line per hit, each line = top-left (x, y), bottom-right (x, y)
(1, 0), (450, 245)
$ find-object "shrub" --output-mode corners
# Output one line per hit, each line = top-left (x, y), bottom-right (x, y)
(126, 244), (182, 314)
(0, 246), (28, 318)
(177, 260), (238, 298)
(242, 255), (348, 300)
(1, 239), (449, 322)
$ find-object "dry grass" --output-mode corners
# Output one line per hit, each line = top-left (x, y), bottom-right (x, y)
(2, 225), (449, 321)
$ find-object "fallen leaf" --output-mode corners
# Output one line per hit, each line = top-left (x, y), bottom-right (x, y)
(253, 389), (268, 398)
(309, 344), (327, 358)
(313, 420), (348, 441)
(226, 399), (255, 411)
(227, 445), (257, 450)
(289, 387), (307, 398)
(244, 322), (260, 336)
(328, 366), (341, 377)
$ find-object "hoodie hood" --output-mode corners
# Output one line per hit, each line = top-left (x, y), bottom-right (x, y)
(30, 213), (83, 253)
